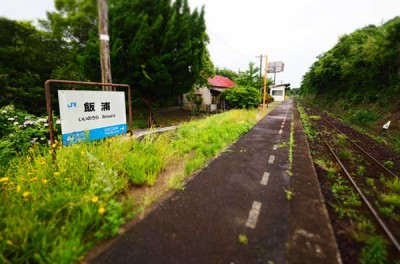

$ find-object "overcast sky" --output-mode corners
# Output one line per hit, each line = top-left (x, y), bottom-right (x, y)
(1, 0), (399, 87)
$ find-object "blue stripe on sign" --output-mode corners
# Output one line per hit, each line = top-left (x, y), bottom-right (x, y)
(62, 123), (127, 146)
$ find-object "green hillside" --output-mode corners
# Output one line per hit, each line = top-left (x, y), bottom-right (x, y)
(300, 16), (400, 153)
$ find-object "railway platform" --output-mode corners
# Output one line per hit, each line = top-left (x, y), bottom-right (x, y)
(88, 99), (342, 264)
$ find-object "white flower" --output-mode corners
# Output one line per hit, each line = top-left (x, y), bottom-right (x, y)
(43, 123), (49, 127)
(13, 121), (19, 125)
(37, 118), (47, 123)
(1, 111), (6, 114)
(24, 120), (34, 126)
(56, 119), (61, 124)
(7, 117), (15, 121)
(9, 134), (14, 137)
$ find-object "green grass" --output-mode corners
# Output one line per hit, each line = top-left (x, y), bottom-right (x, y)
(380, 193), (400, 207)
(383, 178), (400, 192)
(383, 160), (394, 169)
(360, 236), (388, 264)
(337, 149), (353, 160)
(289, 116), (294, 170)
(0, 109), (260, 263)
(297, 103), (317, 141)
(357, 166), (366, 177)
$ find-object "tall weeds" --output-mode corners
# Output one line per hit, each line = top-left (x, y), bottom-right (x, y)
(0, 109), (259, 263)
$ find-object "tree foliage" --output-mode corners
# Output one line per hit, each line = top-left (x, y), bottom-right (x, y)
(1, 0), (213, 127)
(215, 67), (238, 81)
(221, 86), (261, 109)
(0, 18), (63, 114)
(235, 62), (260, 88)
(300, 16), (400, 108)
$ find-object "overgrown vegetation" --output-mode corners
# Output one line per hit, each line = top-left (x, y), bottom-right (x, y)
(297, 103), (394, 263)
(300, 16), (400, 153)
(0, 109), (259, 263)
(221, 86), (262, 109)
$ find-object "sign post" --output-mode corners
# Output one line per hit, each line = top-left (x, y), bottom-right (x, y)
(58, 90), (127, 146)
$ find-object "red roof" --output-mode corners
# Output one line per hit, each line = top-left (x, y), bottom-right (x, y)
(208, 75), (235, 88)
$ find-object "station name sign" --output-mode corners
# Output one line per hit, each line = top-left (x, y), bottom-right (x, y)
(58, 90), (127, 146)
(267, 61), (285, 73)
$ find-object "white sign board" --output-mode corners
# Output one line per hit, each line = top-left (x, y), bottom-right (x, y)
(58, 90), (127, 146)
(267, 61), (285, 73)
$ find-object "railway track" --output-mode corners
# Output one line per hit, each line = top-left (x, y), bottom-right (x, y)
(303, 105), (400, 255)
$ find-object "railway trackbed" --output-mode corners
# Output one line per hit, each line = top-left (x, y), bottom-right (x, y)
(298, 102), (400, 262)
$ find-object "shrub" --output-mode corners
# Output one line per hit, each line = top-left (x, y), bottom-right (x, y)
(221, 86), (261, 109)
(348, 109), (379, 126)
(264, 93), (274, 104)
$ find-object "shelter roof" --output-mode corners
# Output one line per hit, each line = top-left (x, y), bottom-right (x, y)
(208, 75), (235, 88)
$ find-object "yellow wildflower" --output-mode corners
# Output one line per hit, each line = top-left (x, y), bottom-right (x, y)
(98, 207), (106, 215)
(16, 185), (21, 192)
(27, 156), (31, 161)
(22, 191), (30, 198)
(91, 196), (99, 203)
(51, 143), (57, 149)
(81, 150), (86, 155)
(53, 172), (60, 176)
(0, 177), (9, 183)
(29, 147), (34, 153)
(41, 179), (48, 184)
(29, 177), (37, 182)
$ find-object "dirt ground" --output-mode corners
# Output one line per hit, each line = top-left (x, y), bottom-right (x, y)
(132, 107), (211, 128)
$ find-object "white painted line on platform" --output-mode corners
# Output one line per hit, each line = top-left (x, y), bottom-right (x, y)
(273, 144), (278, 150)
(261, 172), (270, 186)
(268, 155), (275, 164)
(246, 201), (262, 229)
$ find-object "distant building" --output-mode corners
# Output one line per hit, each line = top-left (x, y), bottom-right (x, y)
(183, 75), (235, 112)
(270, 83), (290, 101)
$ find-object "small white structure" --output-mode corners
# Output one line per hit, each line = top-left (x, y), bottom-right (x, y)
(270, 83), (290, 102)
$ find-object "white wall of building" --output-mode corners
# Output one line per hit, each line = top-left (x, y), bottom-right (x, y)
(270, 86), (285, 101)
(183, 87), (212, 111)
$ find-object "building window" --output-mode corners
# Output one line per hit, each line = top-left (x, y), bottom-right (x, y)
(272, 90), (283, 96)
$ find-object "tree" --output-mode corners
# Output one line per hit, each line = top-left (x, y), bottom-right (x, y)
(0, 18), (63, 114)
(108, 0), (211, 126)
(300, 17), (400, 108)
(40, 0), (98, 81)
(215, 67), (238, 81)
(235, 62), (260, 88)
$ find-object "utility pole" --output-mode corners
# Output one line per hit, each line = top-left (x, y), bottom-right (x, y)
(97, 0), (112, 90)
(255, 54), (266, 94)
(262, 54), (269, 112)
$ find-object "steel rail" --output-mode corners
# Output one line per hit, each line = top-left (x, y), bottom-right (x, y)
(318, 130), (400, 252)
(309, 107), (398, 179)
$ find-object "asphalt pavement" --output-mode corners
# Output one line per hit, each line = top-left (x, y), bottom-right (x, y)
(90, 100), (341, 264)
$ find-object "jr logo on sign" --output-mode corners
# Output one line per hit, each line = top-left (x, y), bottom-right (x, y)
(67, 102), (77, 108)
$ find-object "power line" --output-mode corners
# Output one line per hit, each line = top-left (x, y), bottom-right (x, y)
(208, 31), (252, 62)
